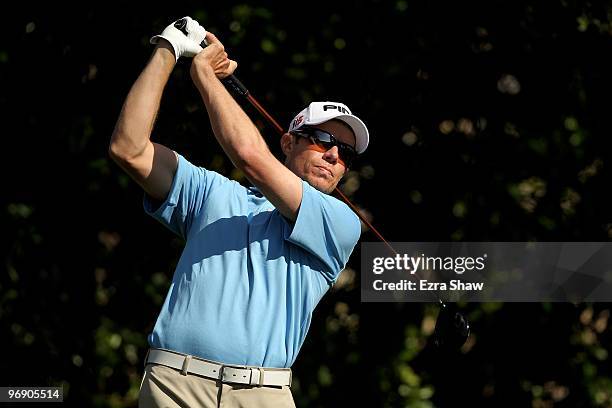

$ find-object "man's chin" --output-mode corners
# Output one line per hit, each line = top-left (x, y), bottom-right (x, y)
(305, 176), (335, 194)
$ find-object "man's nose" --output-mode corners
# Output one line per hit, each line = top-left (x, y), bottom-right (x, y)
(322, 146), (339, 163)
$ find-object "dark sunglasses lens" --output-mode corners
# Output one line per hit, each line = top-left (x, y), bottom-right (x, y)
(338, 146), (356, 166)
(297, 128), (356, 166)
(433, 303), (470, 349)
(315, 139), (335, 150)
(312, 130), (356, 165)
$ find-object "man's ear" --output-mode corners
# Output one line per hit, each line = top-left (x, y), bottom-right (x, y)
(280, 133), (294, 156)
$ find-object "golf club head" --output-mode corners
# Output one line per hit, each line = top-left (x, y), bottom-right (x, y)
(432, 302), (470, 350)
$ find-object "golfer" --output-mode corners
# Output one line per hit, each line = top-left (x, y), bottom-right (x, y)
(109, 17), (370, 407)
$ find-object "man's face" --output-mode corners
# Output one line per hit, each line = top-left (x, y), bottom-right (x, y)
(283, 119), (356, 194)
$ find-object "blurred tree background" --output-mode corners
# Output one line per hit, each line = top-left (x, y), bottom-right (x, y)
(2, 0), (611, 406)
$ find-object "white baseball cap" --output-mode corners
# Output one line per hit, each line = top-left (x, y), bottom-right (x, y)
(288, 102), (369, 154)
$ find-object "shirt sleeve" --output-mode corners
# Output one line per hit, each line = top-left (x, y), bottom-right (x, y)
(285, 180), (362, 284)
(143, 153), (221, 240)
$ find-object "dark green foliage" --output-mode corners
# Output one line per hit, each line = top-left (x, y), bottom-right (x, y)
(2, 1), (611, 406)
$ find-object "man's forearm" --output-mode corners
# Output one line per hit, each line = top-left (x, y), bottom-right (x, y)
(193, 66), (270, 168)
(110, 45), (176, 159)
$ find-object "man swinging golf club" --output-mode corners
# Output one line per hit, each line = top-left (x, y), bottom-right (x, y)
(109, 16), (369, 407)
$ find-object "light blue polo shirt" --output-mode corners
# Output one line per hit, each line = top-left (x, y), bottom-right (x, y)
(143, 153), (361, 368)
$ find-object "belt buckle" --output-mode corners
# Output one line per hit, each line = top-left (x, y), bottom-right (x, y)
(219, 364), (267, 387)
(221, 365), (247, 385)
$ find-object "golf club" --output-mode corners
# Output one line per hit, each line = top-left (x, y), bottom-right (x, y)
(175, 18), (470, 349)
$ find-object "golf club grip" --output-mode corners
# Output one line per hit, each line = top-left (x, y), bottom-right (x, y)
(196, 35), (249, 97)
(222, 75), (249, 97)
(174, 18), (189, 32)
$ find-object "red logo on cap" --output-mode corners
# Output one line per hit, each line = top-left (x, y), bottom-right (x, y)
(293, 115), (304, 128)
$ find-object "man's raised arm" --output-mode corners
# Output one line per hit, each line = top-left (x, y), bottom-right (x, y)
(109, 42), (178, 202)
(190, 33), (304, 221)
(109, 17), (207, 201)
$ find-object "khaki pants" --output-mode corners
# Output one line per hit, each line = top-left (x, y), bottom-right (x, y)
(139, 364), (296, 408)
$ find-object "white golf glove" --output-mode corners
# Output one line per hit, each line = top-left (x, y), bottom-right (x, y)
(150, 17), (206, 61)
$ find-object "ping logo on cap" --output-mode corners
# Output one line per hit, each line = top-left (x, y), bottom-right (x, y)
(323, 104), (350, 114)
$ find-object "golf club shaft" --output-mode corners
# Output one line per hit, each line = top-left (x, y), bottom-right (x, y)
(208, 41), (469, 346)
(176, 18), (462, 342)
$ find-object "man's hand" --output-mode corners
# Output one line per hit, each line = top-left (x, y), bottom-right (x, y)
(150, 17), (206, 62)
(190, 32), (238, 87)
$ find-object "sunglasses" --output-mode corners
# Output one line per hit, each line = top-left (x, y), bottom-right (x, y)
(290, 127), (357, 167)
